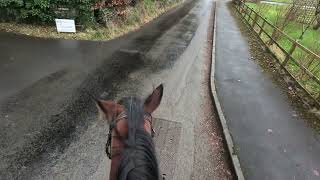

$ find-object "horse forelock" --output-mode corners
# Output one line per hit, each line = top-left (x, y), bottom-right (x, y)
(118, 96), (144, 146)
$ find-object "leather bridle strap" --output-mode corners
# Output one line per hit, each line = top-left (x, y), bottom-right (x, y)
(106, 111), (126, 159)
(106, 112), (155, 159)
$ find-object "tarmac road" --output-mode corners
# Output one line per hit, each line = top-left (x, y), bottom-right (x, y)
(0, 0), (232, 179)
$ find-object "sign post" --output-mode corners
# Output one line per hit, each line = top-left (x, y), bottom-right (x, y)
(55, 19), (76, 33)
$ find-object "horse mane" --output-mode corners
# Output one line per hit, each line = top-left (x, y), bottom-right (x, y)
(116, 97), (160, 180)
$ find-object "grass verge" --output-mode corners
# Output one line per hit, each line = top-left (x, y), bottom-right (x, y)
(246, 2), (320, 53)
(246, 2), (320, 101)
(230, 3), (320, 132)
(0, 0), (183, 41)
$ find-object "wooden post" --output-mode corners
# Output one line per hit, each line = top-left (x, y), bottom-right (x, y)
(239, 3), (245, 13)
(282, 41), (297, 66)
(252, 12), (258, 27)
(244, 5), (248, 17)
(271, 28), (278, 40)
(237, 2), (241, 12)
(258, 20), (266, 36)
(248, 9), (253, 22)
(247, 6), (250, 21)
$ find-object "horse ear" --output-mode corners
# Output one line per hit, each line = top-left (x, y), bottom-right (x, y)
(95, 99), (116, 123)
(144, 84), (163, 113)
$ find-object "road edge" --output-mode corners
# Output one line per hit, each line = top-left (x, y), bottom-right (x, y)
(209, 2), (245, 179)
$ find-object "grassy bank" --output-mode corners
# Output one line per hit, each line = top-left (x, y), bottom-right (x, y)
(246, 3), (320, 53)
(0, 0), (183, 41)
(231, 2), (320, 131)
(244, 2), (320, 103)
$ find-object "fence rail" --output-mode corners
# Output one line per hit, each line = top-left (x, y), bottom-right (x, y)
(235, 2), (320, 107)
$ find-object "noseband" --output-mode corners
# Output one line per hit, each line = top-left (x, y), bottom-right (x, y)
(105, 111), (155, 159)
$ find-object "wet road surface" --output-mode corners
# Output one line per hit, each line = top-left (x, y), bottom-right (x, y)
(0, 0), (232, 179)
(215, 0), (320, 179)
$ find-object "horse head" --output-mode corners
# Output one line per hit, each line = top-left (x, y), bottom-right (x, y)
(96, 84), (163, 180)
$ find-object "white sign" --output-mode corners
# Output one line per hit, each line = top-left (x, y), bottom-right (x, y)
(55, 19), (76, 33)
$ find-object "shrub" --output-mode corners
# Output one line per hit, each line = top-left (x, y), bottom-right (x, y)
(0, 0), (180, 26)
(0, 0), (96, 25)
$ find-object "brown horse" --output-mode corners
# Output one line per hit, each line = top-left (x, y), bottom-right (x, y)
(96, 84), (163, 180)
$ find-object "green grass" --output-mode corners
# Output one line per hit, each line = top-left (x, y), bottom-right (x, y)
(245, 2), (320, 99)
(247, 3), (320, 52)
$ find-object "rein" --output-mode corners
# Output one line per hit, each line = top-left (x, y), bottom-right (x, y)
(105, 111), (155, 159)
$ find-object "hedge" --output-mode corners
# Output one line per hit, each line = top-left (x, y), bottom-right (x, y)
(0, 0), (176, 26)
(0, 0), (97, 25)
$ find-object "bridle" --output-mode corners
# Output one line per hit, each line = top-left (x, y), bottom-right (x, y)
(105, 110), (155, 159)
(104, 97), (165, 180)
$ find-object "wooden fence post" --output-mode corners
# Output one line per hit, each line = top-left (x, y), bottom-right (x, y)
(252, 12), (258, 27)
(245, 7), (250, 20)
(282, 41), (297, 66)
(258, 20), (266, 36)
(239, 4), (243, 13)
(244, 5), (248, 18)
(248, 9), (253, 22)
